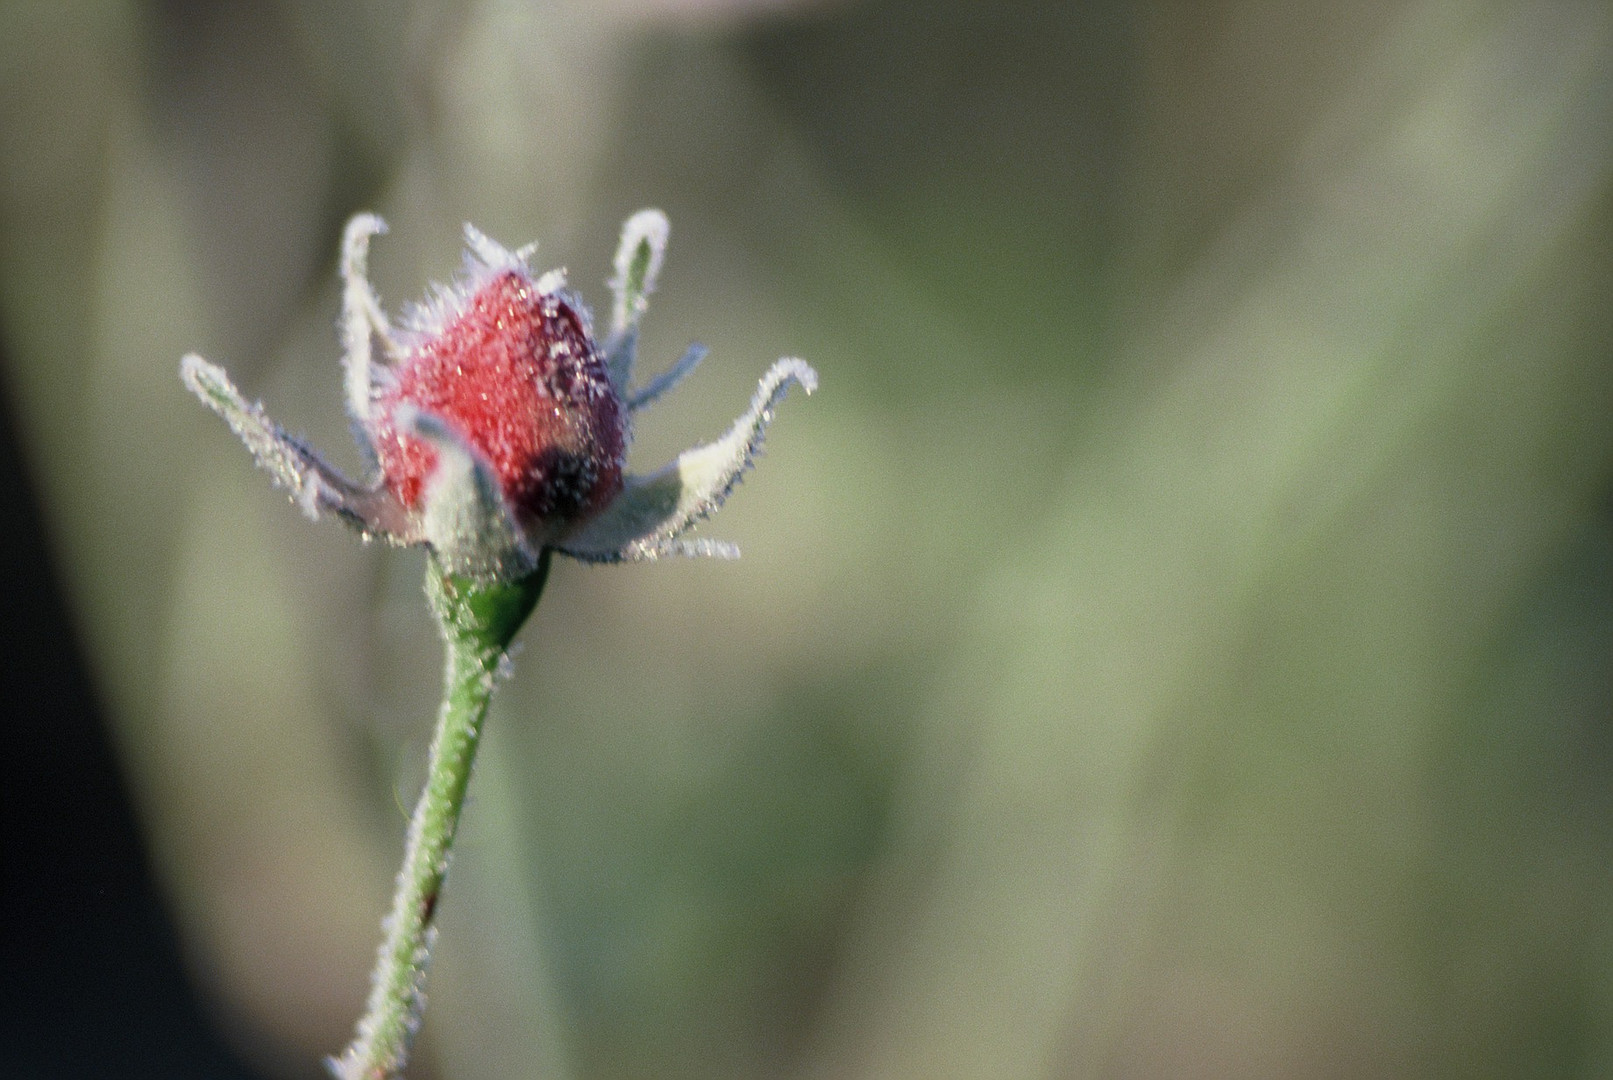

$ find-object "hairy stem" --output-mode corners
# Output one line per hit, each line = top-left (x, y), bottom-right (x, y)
(331, 550), (552, 1080)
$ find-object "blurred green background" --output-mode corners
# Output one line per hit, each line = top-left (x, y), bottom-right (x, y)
(2, 1), (1611, 1078)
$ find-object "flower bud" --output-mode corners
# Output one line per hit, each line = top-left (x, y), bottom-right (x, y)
(372, 270), (626, 535)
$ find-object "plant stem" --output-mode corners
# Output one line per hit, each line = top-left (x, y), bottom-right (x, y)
(331, 550), (552, 1080)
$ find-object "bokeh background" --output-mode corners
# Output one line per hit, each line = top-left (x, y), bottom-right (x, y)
(3, 1), (1612, 1078)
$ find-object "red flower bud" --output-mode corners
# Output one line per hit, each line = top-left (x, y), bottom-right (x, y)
(181, 210), (813, 581)
(372, 270), (626, 529)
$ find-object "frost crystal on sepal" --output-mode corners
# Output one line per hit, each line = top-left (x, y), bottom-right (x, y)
(182, 210), (816, 582)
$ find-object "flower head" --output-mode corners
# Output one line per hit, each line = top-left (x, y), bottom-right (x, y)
(183, 210), (815, 580)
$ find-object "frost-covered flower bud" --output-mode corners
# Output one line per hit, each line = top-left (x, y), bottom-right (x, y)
(371, 269), (626, 535)
(181, 210), (815, 583)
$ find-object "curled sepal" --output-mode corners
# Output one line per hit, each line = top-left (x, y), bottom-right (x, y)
(180, 354), (412, 539)
(559, 357), (817, 562)
(396, 404), (539, 583)
(340, 213), (395, 430)
(605, 208), (670, 392)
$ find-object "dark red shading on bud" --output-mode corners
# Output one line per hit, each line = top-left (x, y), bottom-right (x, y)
(373, 271), (626, 527)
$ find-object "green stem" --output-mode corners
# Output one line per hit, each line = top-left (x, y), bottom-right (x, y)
(330, 550), (552, 1080)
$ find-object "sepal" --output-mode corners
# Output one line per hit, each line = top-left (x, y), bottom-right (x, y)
(558, 357), (815, 561)
(628, 343), (707, 412)
(396, 404), (540, 583)
(604, 208), (669, 392)
(180, 353), (411, 539)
